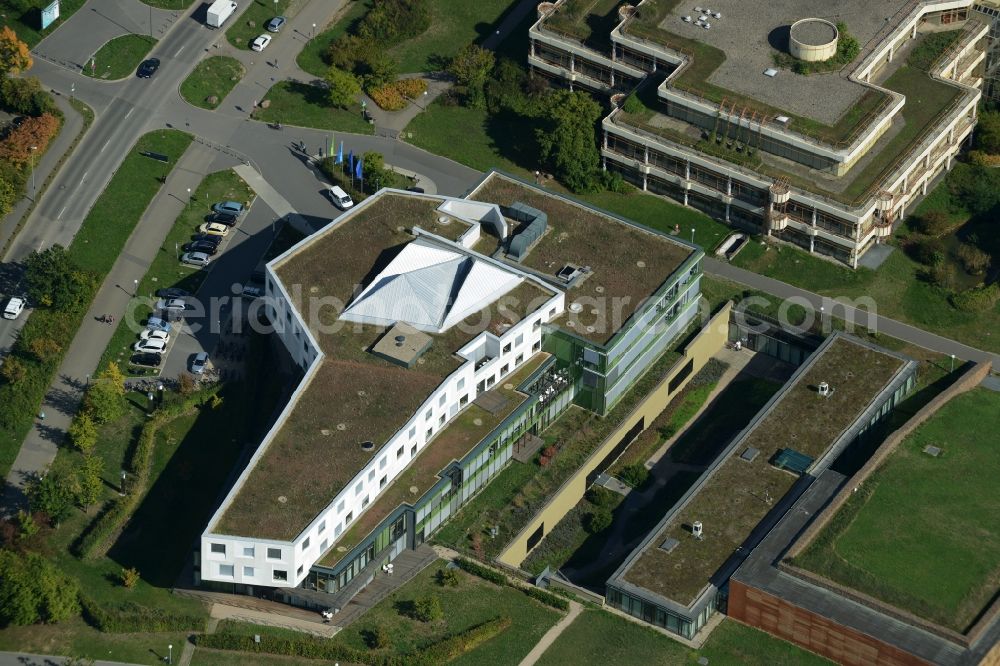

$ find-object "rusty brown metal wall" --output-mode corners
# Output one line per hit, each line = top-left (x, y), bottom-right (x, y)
(728, 580), (933, 666)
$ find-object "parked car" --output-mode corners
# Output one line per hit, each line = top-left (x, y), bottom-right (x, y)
(212, 201), (244, 216)
(130, 352), (162, 368)
(3, 296), (25, 320)
(155, 298), (187, 312)
(241, 284), (263, 298)
(198, 222), (229, 237)
(183, 241), (218, 256)
(406, 186), (425, 194)
(139, 329), (170, 344)
(265, 16), (285, 32)
(156, 287), (191, 299)
(145, 316), (173, 333)
(250, 34), (272, 51)
(206, 211), (239, 226)
(191, 352), (210, 375)
(133, 338), (168, 354)
(136, 58), (160, 78)
(328, 185), (354, 211)
(181, 252), (211, 267)
(190, 233), (222, 246)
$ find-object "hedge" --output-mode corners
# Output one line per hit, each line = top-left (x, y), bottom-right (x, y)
(74, 387), (221, 559)
(80, 595), (204, 633)
(455, 557), (506, 586)
(949, 283), (1000, 312)
(454, 557), (568, 610)
(198, 615), (511, 666)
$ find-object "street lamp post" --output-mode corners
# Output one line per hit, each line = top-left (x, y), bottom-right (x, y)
(690, 227), (695, 244)
(158, 383), (164, 405)
(950, 353), (955, 372)
(120, 470), (127, 495)
(133, 278), (138, 297)
(168, 644), (173, 665)
(29, 146), (38, 200)
(312, 23), (316, 38)
(186, 187), (192, 211)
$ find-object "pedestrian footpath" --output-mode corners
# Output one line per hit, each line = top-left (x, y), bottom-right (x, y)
(1, 143), (226, 513)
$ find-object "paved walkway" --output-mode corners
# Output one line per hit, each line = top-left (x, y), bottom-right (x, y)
(209, 603), (339, 638)
(2, 142), (228, 513)
(0, 93), (88, 255)
(0, 653), (145, 666)
(518, 600), (583, 666)
(705, 258), (1000, 369)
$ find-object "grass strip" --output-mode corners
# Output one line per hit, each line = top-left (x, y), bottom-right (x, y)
(83, 35), (156, 80)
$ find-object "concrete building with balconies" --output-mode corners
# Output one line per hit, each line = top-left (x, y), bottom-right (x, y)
(530, 0), (992, 266)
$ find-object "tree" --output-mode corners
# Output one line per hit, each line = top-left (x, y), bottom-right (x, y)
(366, 624), (391, 649)
(27, 336), (61, 362)
(0, 356), (27, 385)
(1, 77), (54, 116)
(448, 45), (495, 109)
(324, 67), (361, 109)
(74, 454), (104, 509)
(101, 362), (126, 397)
(357, 50), (397, 91)
(0, 549), (80, 626)
(584, 506), (612, 534)
(0, 26), (32, 76)
(26, 471), (74, 526)
(535, 90), (602, 193)
(24, 245), (94, 311)
(0, 175), (15, 219)
(0, 113), (60, 166)
(410, 594), (443, 622)
(68, 413), (98, 454)
(84, 382), (124, 424)
(976, 111), (1000, 155)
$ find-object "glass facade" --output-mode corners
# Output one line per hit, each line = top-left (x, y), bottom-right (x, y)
(606, 586), (718, 640)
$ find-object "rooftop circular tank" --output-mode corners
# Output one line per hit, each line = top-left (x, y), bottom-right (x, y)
(789, 18), (839, 62)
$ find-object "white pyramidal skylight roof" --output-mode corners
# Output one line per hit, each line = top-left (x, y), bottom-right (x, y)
(340, 238), (523, 333)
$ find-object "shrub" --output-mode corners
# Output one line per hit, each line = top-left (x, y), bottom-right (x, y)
(585, 486), (618, 509)
(356, 0), (430, 46)
(368, 78), (428, 111)
(621, 93), (643, 115)
(421, 616), (512, 663)
(949, 283), (1000, 312)
(1, 77), (55, 116)
(120, 567), (140, 589)
(584, 506), (612, 534)
(956, 243), (991, 275)
(908, 237), (945, 266)
(455, 557), (506, 585)
(79, 596), (203, 633)
(366, 624), (391, 649)
(410, 594), (443, 622)
(913, 210), (955, 236)
(599, 169), (630, 193)
(521, 586), (569, 610)
(618, 462), (649, 489)
(435, 567), (460, 587)
(0, 549), (79, 626)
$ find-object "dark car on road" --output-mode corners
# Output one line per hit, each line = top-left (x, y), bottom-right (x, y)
(131, 352), (162, 367)
(206, 211), (239, 227)
(137, 58), (160, 78)
(156, 287), (191, 299)
(184, 241), (219, 256)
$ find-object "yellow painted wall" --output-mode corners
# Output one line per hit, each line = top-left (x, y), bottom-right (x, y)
(498, 301), (733, 567)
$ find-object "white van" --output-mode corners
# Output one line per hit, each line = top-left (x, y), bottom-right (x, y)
(3, 297), (25, 320)
(329, 186), (354, 211)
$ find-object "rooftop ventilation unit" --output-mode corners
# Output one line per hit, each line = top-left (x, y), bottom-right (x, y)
(692, 521), (703, 539)
(557, 265), (583, 283)
(659, 537), (680, 553)
(818, 381), (831, 397)
(764, 68), (778, 78)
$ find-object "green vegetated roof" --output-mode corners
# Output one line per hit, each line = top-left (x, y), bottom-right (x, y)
(623, 336), (906, 605)
(469, 173), (694, 345)
(319, 353), (550, 568)
(215, 193), (553, 541)
(796, 386), (1000, 631)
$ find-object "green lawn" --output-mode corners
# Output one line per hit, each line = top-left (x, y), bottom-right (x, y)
(179, 56), (245, 110)
(226, 0), (291, 50)
(191, 650), (344, 666)
(256, 80), (373, 133)
(389, 0), (516, 73)
(0, 0), (87, 47)
(97, 168), (253, 375)
(0, 618), (189, 666)
(69, 130), (193, 274)
(296, 0), (370, 78)
(211, 561), (561, 664)
(795, 387), (1000, 631)
(536, 611), (831, 665)
(83, 34), (157, 80)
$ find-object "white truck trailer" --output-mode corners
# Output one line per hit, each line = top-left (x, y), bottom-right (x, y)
(206, 0), (237, 28)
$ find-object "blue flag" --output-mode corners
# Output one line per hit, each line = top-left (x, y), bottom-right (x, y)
(355, 158), (363, 180)
(347, 150), (354, 173)
(336, 141), (343, 164)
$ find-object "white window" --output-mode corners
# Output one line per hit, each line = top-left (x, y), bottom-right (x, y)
(515, 333), (524, 346)
(425, 408), (433, 421)
(438, 393), (446, 406)
(335, 524), (343, 537)
(379, 457), (387, 470)
(368, 469), (375, 482)
(355, 481), (364, 496)
(211, 543), (226, 555)
(457, 378), (465, 390)
(242, 546), (254, 557)
(396, 445), (404, 458)
(267, 547), (281, 560)
(318, 520), (326, 534)
(345, 511), (353, 525)
(409, 426), (416, 438)
(320, 539), (328, 552)
(337, 500), (345, 513)
(219, 564), (234, 577)
(302, 537), (310, 550)
(243, 566), (255, 577)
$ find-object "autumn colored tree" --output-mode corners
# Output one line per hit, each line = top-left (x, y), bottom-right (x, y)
(0, 113), (59, 166)
(0, 26), (32, 75)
